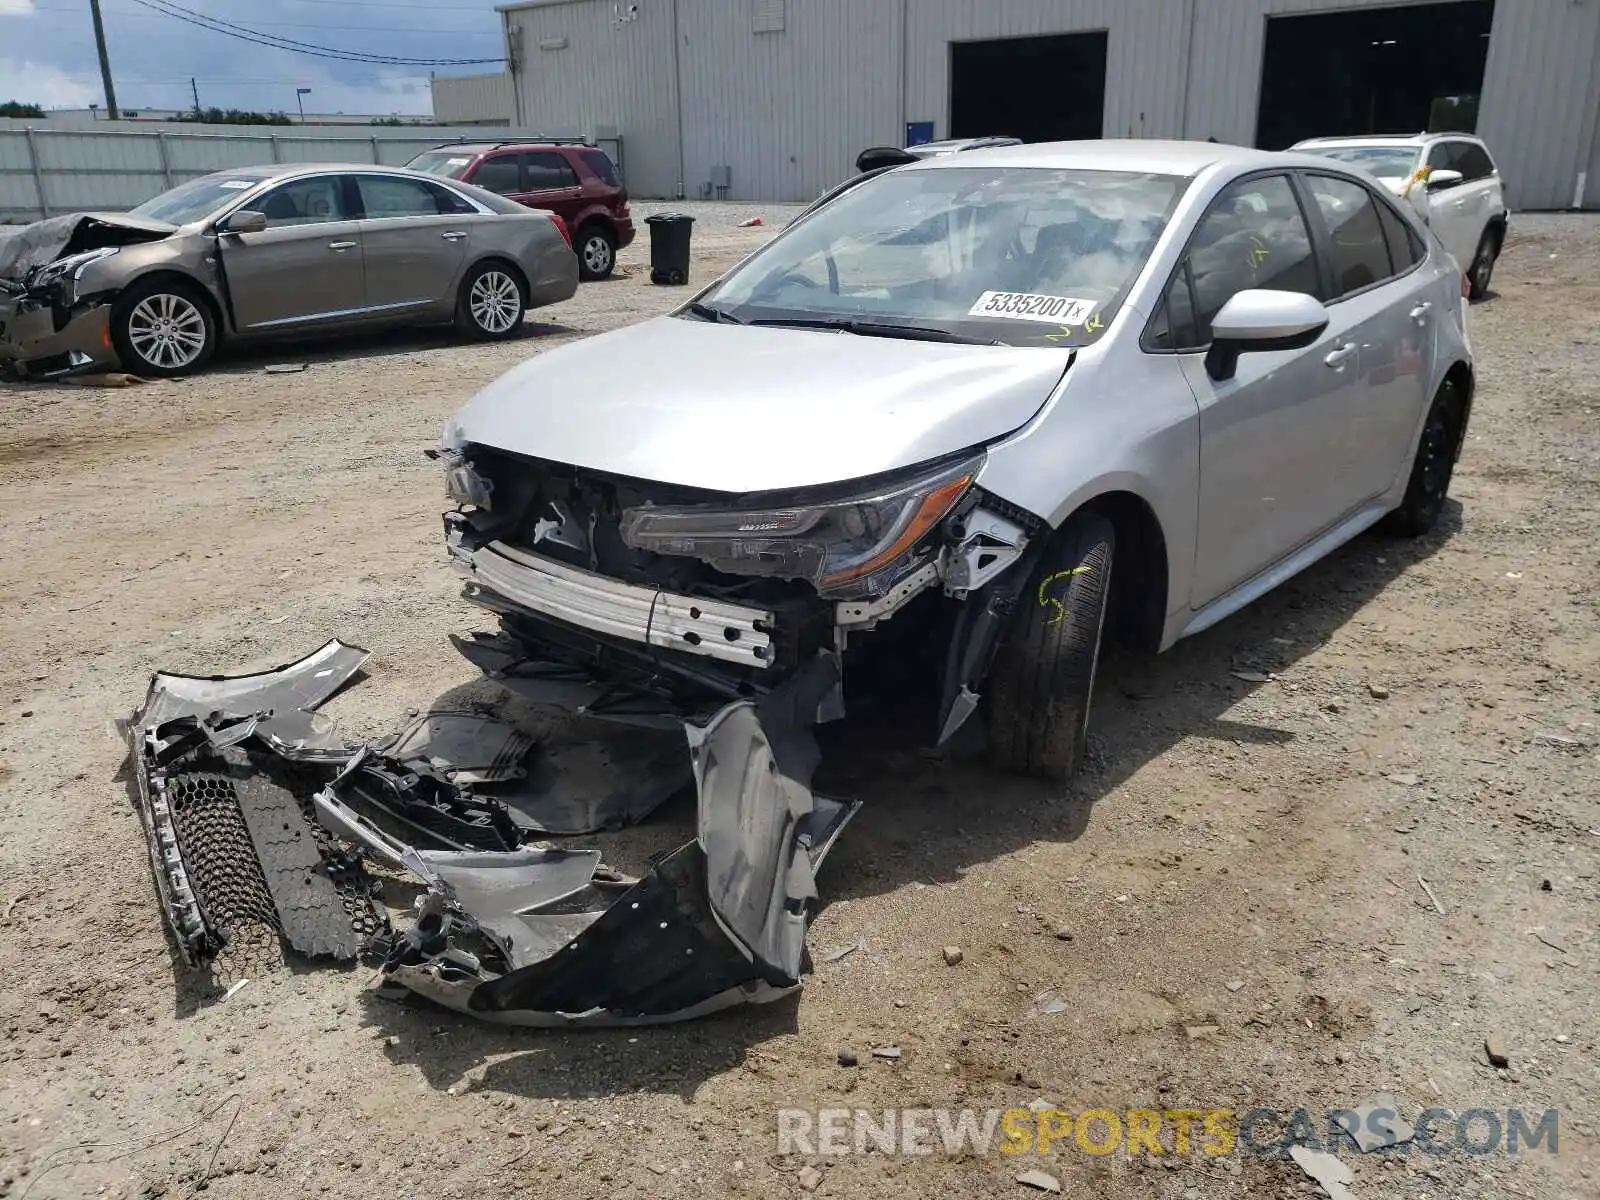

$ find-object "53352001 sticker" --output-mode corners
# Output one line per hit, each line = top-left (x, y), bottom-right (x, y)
(967, 291), (1097, 326)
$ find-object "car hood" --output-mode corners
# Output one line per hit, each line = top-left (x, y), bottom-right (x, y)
(450, 316), (1070, 493)
(0, 212), (175, 281)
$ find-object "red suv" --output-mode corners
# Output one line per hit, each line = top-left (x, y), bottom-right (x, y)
(405, 141), (634, 281)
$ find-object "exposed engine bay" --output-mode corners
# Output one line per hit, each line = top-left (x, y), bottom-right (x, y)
(440, 442), (1047, 744)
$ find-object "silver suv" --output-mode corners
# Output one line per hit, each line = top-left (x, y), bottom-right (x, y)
(1292, 132), (1508, 298)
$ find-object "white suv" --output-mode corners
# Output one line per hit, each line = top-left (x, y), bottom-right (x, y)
(1292, 133), (1507, 299)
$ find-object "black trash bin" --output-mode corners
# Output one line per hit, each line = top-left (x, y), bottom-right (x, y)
(645, 212), (695, 285)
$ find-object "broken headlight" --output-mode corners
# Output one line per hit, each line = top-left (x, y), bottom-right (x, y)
(28, 246), (120, 292)
(619, 454), (981, 599)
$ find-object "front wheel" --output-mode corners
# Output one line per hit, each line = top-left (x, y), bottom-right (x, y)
(576, 225), (616, 281)
(985, 511), (1115, 783)
(110, 279), (216, 377)
(1380, 380), (1464, 537)
(455, 261), (526, 340)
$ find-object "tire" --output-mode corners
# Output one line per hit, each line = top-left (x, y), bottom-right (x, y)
(986, 511), (1115, 783)
(110, 278), (216, 378)
(576, 224), (616, 281)
(455, 260), (526, 340)
(1380, 379), (1465, 537)
(1467, 226), (1499, 300)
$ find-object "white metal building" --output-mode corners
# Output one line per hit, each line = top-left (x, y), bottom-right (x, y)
(471, 0), (1600, 208)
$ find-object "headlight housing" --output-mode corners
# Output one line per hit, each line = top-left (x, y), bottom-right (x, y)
(29, 246), (120, 291)
(619, 454), (981, 599)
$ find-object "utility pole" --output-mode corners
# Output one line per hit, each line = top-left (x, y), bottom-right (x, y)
(88, 0), (119, 120)
(190, 77), (201, 120)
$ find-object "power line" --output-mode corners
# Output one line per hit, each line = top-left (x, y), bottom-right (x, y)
(123, 0), (504, 65)
(25, 4), (501, 36)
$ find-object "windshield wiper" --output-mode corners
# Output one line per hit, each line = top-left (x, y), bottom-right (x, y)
(685, 300), (744, 324)
(745, 317), (1002, 346)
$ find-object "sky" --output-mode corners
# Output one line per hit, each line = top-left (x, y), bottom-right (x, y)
(0, 0), (506, 116)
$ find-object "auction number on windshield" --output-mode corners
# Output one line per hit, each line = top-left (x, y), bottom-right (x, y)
(967, 291), (1097, 325)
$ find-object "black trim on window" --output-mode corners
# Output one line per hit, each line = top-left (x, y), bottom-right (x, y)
(1297, 169), (1427, 304)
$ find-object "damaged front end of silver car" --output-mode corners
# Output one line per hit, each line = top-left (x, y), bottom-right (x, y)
(435, 438), (1050, 753)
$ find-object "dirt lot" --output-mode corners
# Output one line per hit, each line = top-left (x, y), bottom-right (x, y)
(1, 202), (1596, 1200)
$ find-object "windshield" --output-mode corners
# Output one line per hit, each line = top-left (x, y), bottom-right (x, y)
(1300, 144), (1420, 179)
(697, 166), (1185, 347)
(405, 150), (476, 179)
(128, 173), (268, 223)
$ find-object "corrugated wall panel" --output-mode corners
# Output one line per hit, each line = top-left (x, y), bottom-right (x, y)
(430, 72), (516, 126)
(1475, 0), (1600, 209)
(0, 124), (594, 220)
(507, 0), (680, 197)
(906, 0), (1189, 142)
(678, 0), (900, 202)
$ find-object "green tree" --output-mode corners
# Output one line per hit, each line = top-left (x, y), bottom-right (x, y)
(178, 107), (293, 126)
(0, 100), (46, 117)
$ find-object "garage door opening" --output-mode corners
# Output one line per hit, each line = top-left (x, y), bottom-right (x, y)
(1256, 1), (1494, 149)
(950, 32), (1107, 145)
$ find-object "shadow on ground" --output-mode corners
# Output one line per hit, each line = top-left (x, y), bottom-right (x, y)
(194, 318), (584, 377)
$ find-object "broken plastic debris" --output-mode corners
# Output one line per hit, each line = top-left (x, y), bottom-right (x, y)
(1289, 1144), (1355, 1200)
(1016, 1168), (1062, 1193)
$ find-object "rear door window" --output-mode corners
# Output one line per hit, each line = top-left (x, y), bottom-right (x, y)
(1375, 200), (1423, 272)
(471, 155), (522, 196)
(523, 151), (578, 191)
(1305, 174), (1395, 297)
(1186, 173), (1322, 343)
(578, 149), (621, 187)
(1454, 142), (1494, 181)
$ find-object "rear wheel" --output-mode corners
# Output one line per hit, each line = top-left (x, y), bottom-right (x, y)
(455, 261), (526, 340)
(986, 511), (1115, 783)
(1467, 227), (1499, 300)
(110, 278), (216, 377)
(1380, 379), (1464, 536)
(576, 224), (616, 281)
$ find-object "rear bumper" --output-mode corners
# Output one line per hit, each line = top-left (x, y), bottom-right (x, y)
(447, 526), (774, 671)
(0, 299), (116, 379)
(615, 217), (636, 249)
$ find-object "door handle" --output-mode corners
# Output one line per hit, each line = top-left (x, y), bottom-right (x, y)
(1409, 301), (1433, 325)
(1323, 343), (1357, 369)
(328, 240), (357, 251)
(441, 230), (467, 242)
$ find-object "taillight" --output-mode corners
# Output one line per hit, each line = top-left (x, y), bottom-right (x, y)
(550, 213), (571, 246)
(1460, 273), (1471, 298)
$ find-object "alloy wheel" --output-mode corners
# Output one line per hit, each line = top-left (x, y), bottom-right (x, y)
(582, 234), (613, 276)
(469, 271), (521, 334)
(127, 293), (207, 370)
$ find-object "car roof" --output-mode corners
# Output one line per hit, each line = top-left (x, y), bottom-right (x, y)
(903, 138), (1331, 178)
(210, 163), (461, 182)
(417, 141), (590, 156)
(1294, 132), (1483, 149)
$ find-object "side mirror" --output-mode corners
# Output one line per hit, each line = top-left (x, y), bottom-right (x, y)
(1425, 168), (1464, 192)
(1204, 289), (1330, 382)
(220, 209), (267, 234)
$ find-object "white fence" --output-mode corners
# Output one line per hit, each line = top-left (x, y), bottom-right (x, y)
(0, 122), (625, 222)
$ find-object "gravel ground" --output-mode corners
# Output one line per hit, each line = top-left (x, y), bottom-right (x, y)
(0, 204), (1596, 1200)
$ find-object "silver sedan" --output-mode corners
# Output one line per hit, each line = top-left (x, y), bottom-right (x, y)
(440, 139), (1473, 784)
(0, 163), (577, 378)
